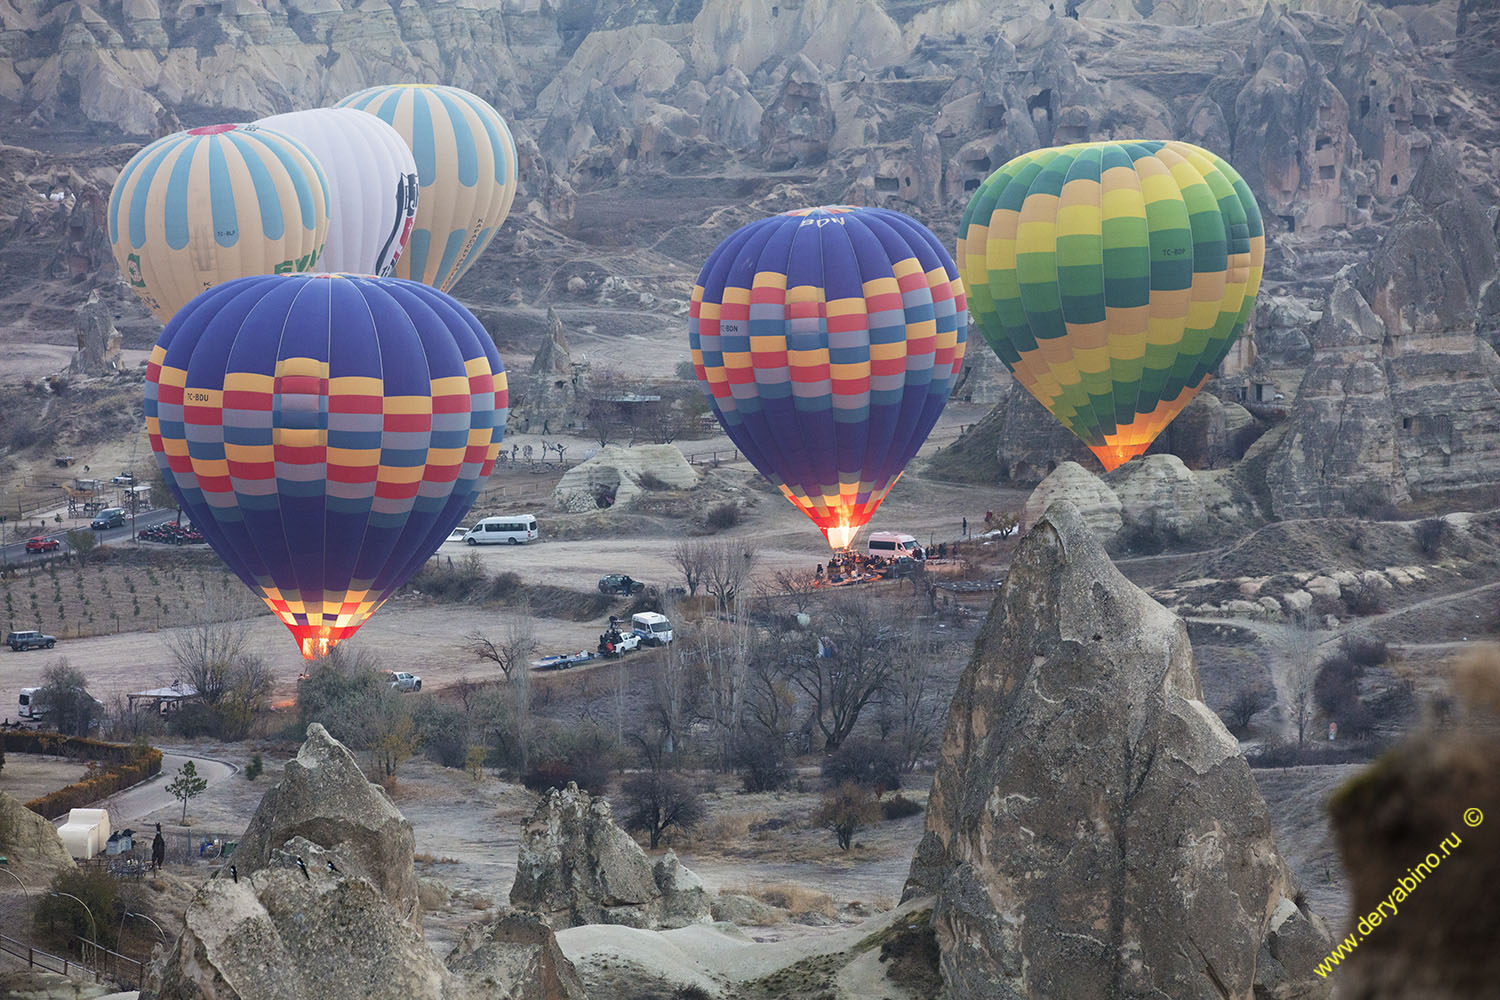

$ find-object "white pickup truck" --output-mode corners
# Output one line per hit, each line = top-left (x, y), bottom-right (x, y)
(386, 671), (422, 692)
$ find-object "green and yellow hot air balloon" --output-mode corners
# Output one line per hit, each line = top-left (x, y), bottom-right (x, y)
(959, 139), (1264, 471)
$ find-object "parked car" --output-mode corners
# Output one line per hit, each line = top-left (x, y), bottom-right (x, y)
(7, 630), (57, 651)
(598, 573), (645, 596)
(445, 525), (470, 543)
(24, 536), (60, 553)
(110, 473), (135, 485)
(91, 508), (126, 530)
(384, 670), (422, 692)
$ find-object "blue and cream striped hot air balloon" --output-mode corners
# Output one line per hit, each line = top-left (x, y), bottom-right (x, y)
(690, 206), (967, 551)
(108, 123), (330, 323)
(336, 84), (518, 293)
(145, 273), (508, 659)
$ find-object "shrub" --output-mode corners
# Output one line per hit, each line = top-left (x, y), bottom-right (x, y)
(732, 734), (793, 793)
(1342, 581), (1386, 616)
(1345, 484), (1397, 521)
(1341, 634), (1389, 668)
(635, 471), (673, 491)
(245, 753), (264, 781)
(166, 701), (220, 739)
(816, 781), (880, 850)
(703, 502), (740, 532)
(414, 698), (470, 769)
(619, 770), (706, 848)
(522, 720), (621, 794)
(822, 737), (903, 793)
(880, 793), (924, 820)
(34, 867), (125, 951)
(1416, 517), (1444, 555)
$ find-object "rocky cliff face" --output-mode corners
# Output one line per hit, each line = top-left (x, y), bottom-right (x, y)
(1268, 150), (1500, 517)
(906, 501), (1332, 999)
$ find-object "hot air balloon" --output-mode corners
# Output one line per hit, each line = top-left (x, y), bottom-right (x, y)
(959, 139), (1264, 471)
(335, 84), (517, 292)
(144, 273), (508, 659)
(690, 206), (967, 551)
(108, 124), (330, 323)
(255, 108), (419, 277)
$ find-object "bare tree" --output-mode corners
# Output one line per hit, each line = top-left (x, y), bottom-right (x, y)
(1286, 615), (1321, 749)
(216, 654), (273, 741)
(768, 568), (819, 614)
(695, 595), (753, 770)
(878, 625), (945, 771)
(465, 613), (538, 682)
(670, 539), (711, 598)
(643, 626), (702, 763)
(744, 629), (800, 743)
(703, 539), (754, 612)
(164, 601), (253, 709)
(790, 594), (898, 750)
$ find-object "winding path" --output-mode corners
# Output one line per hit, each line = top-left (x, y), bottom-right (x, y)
(51, 751), (236, 827)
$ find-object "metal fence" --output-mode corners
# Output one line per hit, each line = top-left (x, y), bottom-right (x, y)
(0, 932), (144, 990)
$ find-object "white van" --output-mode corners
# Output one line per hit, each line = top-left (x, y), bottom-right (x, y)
(463, 515), (539, 545)
(18, 686), (43, 719)
(632, 612), (674, 646)
(867, 531), (919, 559)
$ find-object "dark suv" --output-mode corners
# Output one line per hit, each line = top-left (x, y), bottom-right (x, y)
(7, 630), (57, 651)
(91, 508), (126, 530)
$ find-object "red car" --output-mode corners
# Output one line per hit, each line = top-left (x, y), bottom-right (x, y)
(25, 536), (60, 553)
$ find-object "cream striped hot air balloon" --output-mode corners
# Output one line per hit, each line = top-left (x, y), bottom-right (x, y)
(107, 124), (330, 323)
(336, 84), (518, 293)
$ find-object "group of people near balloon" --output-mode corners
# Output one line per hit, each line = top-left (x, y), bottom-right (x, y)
(106, 91), (1263, 661)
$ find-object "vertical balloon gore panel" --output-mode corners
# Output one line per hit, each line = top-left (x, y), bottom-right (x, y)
(108, 124), (330, 324)
(690, 206), (967, 550)
(143, 273), (508, 658)
(959, 139), (1265, 470)
(335, 84), (519, 293)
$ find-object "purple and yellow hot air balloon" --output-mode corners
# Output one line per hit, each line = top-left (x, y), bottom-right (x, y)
(690, 206), (967, 550)
(145, 273), (508, 658)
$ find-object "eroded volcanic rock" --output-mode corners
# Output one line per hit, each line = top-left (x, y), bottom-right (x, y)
(510, 782), (711, 930)
(232, 723), (422, 929)
(905, 501), (1332, 1000)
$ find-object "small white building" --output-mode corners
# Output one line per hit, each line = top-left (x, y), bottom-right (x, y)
(58, 808), (112, 859)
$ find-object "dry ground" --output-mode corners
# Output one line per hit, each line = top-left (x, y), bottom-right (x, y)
(0, 754), (87, 803)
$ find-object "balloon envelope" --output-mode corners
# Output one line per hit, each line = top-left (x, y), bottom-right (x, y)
(145, 273), (508, 658)
(959, 139), (1265, 471)
(108, 124), (330, 323)
(255, 108), (419, 277)
(335, 84), (518, 292)
(690, 206), (967, 550)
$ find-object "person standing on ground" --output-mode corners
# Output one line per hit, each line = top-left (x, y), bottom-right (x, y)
(151, 823), (166, 871)
(962, 516), (967, 537)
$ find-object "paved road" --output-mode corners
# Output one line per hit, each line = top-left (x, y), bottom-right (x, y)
(0, 509), (178, 566)
(50, 751), (236, 828)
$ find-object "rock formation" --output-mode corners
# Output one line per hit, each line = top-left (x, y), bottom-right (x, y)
(510, 782), (711, 930)
(446, 912), (588, 1000)
(993, 382), (1098, 485)
(1020, 462), (1121, 539)
(758, 55), (836, 168)
(905, 502), (1332, 1000)
(69, 291), (122, 375)
(142, 866), (449, 1000)
(553, 444), (698, 513)
(1268, 150), (1500, 516)
(231, 723), (422, 929)
(1324, 644), (1500, 998)
(0, 790), (76, 890)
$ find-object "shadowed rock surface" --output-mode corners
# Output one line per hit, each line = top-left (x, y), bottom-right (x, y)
(511, 782), (711, 930)
(1324, 645), (1500, 1000)
(231, 723), (422, 929)
(0, 790), (76, 889)
(446, 912), (588, 1000)
(905, 501), (1332, 1000)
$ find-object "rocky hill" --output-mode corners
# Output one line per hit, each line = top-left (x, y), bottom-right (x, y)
(0, 0), (1496, 512)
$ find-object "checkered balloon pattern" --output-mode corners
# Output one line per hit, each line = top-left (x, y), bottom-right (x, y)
(145, 273), (507, 658)
(691, 206), (967, 550)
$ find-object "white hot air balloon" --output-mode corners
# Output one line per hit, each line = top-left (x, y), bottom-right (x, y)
(255, 108), (419, 277)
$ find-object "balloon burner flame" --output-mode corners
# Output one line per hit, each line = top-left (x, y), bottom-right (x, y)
(824, 522), (858, 551)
